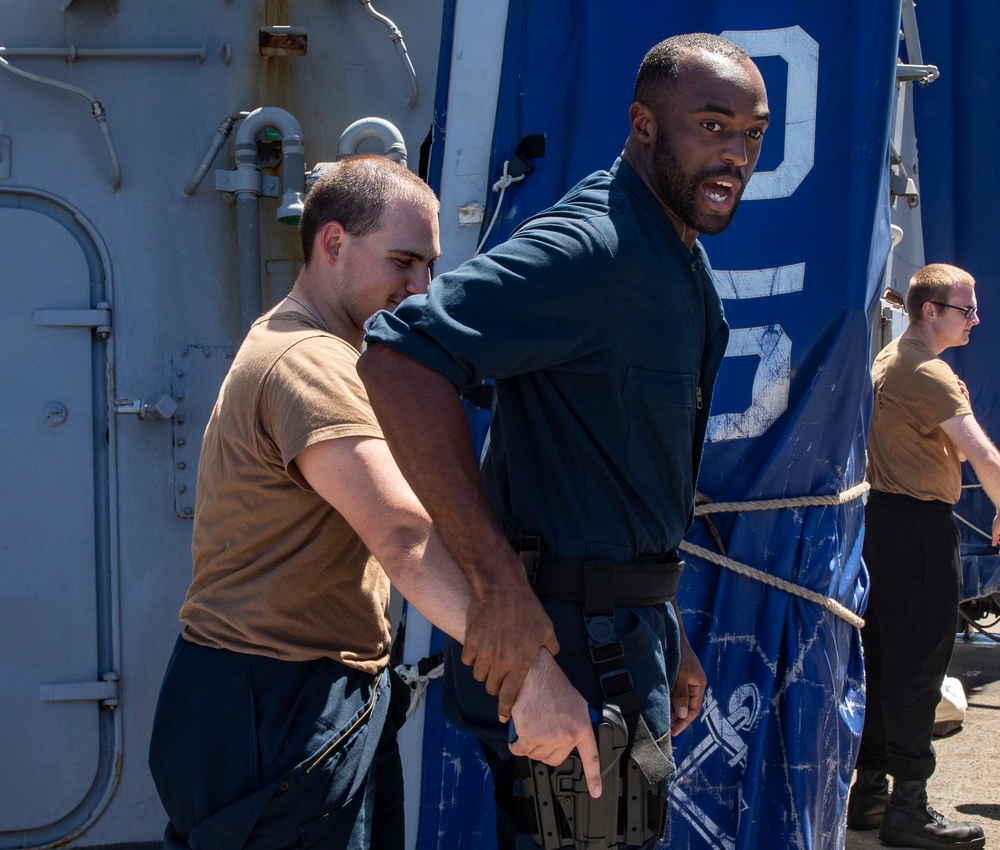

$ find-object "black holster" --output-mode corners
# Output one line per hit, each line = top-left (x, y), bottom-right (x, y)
(513, 702), (667, 850)
(512, 538), (676, 848)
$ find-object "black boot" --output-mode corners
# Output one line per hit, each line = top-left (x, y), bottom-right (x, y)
(879, 779), (986, 849)
(846, 768), (890, 830)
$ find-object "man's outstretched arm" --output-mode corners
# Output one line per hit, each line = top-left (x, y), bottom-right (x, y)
(941, 413), (1000, 545)
(295, 433), (600, 795)
(358, 340), (558, 721)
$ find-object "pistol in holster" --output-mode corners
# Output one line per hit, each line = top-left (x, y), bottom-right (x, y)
(513, 702), (667, 849)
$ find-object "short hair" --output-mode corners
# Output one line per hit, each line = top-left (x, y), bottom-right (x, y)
(906, 263), (976, 323)
(633, 33), (751, 104)
(299, 154), (439, 264)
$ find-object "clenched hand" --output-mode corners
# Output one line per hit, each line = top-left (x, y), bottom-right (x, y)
(462, 576), (559, 722)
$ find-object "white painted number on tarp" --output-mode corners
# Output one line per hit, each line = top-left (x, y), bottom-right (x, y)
(711, 264), (805, 301)
(723, 26), (818, 200)
(706, 326), (791, 442)
(709, 27), (818, 442)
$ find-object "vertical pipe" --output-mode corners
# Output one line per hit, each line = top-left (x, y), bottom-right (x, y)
(230, 107), (306, 335)
(236, 193), (262, 337)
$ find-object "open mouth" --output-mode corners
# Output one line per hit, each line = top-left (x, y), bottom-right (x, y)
(702, 179), (738, 212)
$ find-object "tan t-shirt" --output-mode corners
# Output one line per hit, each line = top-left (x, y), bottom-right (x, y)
(866, 336), (973, 504)
(180, 310), (391, 673)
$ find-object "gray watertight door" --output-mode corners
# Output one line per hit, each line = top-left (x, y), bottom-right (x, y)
(0, 201), (110, 839)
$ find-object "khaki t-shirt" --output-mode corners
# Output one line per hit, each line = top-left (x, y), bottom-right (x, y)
(866, 336), (972, 504)
(180, 311), (391, 673)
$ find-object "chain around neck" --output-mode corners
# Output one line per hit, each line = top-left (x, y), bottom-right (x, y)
(285, 294), (330, 332)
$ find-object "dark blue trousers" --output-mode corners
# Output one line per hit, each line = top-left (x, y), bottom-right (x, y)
(857, 490), (962, 781)
(148, 636), (408, 850)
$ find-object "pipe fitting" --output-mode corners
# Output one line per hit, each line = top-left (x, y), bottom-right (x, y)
(232, 106), (306, 223)
(336, 117), (407, 168)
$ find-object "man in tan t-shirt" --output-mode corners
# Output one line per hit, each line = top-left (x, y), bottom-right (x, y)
(849, 263), (1000, 849)
(147, 156), (601, 850)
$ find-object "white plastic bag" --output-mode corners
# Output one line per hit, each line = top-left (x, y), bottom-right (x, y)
(933, 675), (967, 737)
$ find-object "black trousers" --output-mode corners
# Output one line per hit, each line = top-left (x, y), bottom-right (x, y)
(856, 490), (962, 781)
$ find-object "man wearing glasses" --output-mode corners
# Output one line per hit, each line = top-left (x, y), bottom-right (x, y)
(850, 263), (1000, 848)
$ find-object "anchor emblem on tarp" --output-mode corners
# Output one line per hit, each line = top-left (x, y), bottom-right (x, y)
(666, 683), (763, 850)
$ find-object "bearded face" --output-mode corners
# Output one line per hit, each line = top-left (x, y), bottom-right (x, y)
(650, 129), (748, 236)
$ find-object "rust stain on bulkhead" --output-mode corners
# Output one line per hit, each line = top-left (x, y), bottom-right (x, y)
(254, 0), (301, 117)
(253, 0), (304, 272)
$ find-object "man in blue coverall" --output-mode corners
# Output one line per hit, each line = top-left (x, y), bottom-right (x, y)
(358, 33), (770, 849)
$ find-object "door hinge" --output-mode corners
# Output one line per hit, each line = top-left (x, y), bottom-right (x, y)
(34, 300), (112, 338)
(40, 673), (120, 707)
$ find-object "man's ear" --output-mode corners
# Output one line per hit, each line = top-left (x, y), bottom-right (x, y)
(316, 221), (346, 265)
(629, 102), (656, 146)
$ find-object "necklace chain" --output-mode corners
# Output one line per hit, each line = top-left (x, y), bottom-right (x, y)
(285, 294), (330, 332)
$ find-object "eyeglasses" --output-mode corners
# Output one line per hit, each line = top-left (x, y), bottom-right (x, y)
(928, 301), (978, 321)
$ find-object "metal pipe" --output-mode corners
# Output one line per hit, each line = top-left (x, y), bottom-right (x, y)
(0, 45), (207, 62)
(230, 107), (307, 335)
(357, 0), (419, 109)
(392, 36), (419, 110)
(233, 106), (306, 222)
(895, 63), (940, 86)
(0, 53), (122, 191)
(900, 0), (924, 66)
(337, 116), (407, 167)
(184, 113), (245, 196)
(92, 100), (123, 192)
(236, 193), (263, 337)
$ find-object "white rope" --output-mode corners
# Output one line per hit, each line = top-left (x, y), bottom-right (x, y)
(678, 540), (866, 629)
(692, 480), (870, 515)
(395, 657), (444, 719)
(682, 481), (869, 629)
(473, 160), (525, 257)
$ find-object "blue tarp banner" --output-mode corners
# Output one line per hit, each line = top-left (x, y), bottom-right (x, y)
(418, 2), (902, 848)
(909, 2), (1000, 603)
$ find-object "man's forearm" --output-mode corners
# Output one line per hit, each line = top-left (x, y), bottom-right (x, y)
(957, 419), (1000, 511)
(376, 523), (471, 645)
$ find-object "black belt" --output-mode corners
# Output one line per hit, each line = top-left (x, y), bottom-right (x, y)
(868, 489), (952, 512)
(519, 538), (683, 611)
